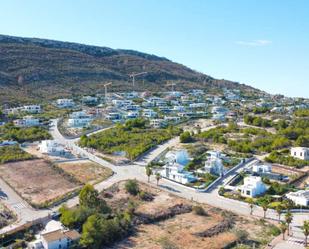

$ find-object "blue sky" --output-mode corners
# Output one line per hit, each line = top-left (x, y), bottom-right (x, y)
(1, 0), (308, 97)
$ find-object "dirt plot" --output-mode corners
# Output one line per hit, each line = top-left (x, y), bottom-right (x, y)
(57, 160), (113, 184)
(105, 181), (276, 249)
(0, 159), (80, 207)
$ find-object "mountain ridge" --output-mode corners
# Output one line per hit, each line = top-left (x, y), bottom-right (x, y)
(0, 34), (261, 104)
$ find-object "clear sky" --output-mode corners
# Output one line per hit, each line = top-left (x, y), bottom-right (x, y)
(1, 0), (308, 97)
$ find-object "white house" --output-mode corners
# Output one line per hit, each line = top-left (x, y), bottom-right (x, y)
(161, 162), (197, 184)
(150, 119), (166, 128)
(252, 163), (272, 174)
(164, 150), (190, 166)
(82, 96), (98, 104)
(56, 99), (75, 108)
(126, 111), (139, 119)
(286, 190), (309, 206)
(142, 109), (157, 118)
(23, 105), (41, 114)
(39, 140), (65, 156)
(291, 147), (309, 160)
(240, 176), (267, 198)
(14, 116), (40, 127)
(28, 220), (80, 249)
(67, 111), (93, 128)
(202, 152), (224, 176)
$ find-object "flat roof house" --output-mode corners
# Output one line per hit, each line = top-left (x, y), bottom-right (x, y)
(241, 176), (267, 198)
(286, 190), (309, 207)
(291, 147), (309, 161)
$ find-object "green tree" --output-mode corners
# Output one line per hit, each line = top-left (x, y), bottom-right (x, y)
(279, 221), (288, 240)
(180, 131), (193, 143)
(145, 166), (152, 183)
(155, 172), (161, 186)
(302, 220), (309, 247)
(260, 200), (270, 219)
(284, 211), (293, 236)
(275, 204), (284, 222)
(246, 198), (254, 215)
(80, 214), (104, 249)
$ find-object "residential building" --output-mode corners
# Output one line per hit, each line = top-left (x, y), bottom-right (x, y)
(14, 116), (40, 127)
(23, 105), (41, 113)
(106, 112), (122, 121)
(39, 140), (65, 156)
(202, 152), (224, 176)
(161, 162), (197, 184)
(142, 109), (157, 118)
(56, 99), (75, 108)
(240, 176), (267, 198)
(291, 147), (309, 160)
(82, 96), (98, 105)
(67, 111), (92, 128)
(28, 220), (80, 249)
(150, 119), (166, 128)
(252, 163), (272, 174)
(286, 190), (309, 206)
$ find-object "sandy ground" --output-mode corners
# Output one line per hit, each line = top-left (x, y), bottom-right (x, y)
(106, 181), (276, 249)
(0, 159), (80, 206)
(56, 160), (113, 184)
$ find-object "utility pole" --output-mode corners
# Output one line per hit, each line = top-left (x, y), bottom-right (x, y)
(103, 82), (112, 102)
(129, 72), (147, 88)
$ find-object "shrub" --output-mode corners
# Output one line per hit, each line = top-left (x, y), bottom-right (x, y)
(125, 180), (139, 196)
(192, 205), (207, 216)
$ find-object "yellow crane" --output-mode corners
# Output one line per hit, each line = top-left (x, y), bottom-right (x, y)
(129, 72), (147, 88)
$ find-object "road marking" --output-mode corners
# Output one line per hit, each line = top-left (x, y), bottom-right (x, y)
(287, 237), (305, 246)
(11, 202), (27, 210)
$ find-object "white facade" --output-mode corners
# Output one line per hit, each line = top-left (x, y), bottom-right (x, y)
(56, 99), (75, 108)
(14, 116), (40, 127)
(241, 176), (267, 198)
(286, 190), (309, 206)
(39, 140), (65, 155)
(150, 119), (166, 128)
(252, 163), (272, 174)
(291, 147), (309, 160)
(203, 153), (224, 176)
(142, 109), (157, 118)
(67, 111), (92, 128)
(161, 162), (197, 184)
(23, 105), (41, 113)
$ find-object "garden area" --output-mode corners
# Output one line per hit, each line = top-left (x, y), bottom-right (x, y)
(79, 118), (182, 160)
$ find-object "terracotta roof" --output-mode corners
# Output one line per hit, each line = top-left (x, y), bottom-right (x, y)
(42, 229), (80, 242)
(42, 230), (67, 242)
(64, 230), (81, 240)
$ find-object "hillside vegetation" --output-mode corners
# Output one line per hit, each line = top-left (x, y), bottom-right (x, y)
(0, 34), (260, 104)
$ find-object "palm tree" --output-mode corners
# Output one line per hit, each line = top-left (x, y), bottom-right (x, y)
(145, 166), (152, 183)
(285, 211), (293, 236)
(155, 172), (161, 186)
(302, 220), (309, 247)
(279, 221), (288, 240)
(246, 198), (254, 215)
(260, 201), (269, 219)
(276, 204), (284, 222)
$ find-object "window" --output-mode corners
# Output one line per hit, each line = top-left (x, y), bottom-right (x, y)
(294, 152), (296, 156)
(246, 190), (250, 196)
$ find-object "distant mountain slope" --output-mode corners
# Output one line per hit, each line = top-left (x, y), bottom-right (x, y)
(0, 34), (260, 104)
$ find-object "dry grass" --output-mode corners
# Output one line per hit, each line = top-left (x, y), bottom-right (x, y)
(0, 159), (80, 206)
(57, 160), (113, 184)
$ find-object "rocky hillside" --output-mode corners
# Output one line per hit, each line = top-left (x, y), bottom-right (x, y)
(0, 34), (259, 104)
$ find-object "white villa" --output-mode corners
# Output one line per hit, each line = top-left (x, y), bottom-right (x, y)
(39, 140), (65, 156)
(56, 99), (75, 108)
(142, 109), (157, 118)
(67, 111), (92, 128)
(202, 151), (224, 176)
(286, 190), (309, 206)
(291, 147), (309, 160)
(28, 220), (80, 249)
(23, 105), (41, 114)
(150, 119), (166, 128)
(14, 116), (40, 127)
(161, 162), (197, 185)
(240, 176), (267, 198)
(252, 163), (272, 174)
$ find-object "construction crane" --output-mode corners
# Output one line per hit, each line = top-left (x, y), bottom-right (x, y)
(103, 82), (112, 101)
(129, 72), (147, 88)
(167, 82), (176, 92)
